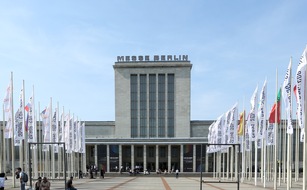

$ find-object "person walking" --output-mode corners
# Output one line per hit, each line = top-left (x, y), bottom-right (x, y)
(0, 172), (6, 190)
(15, 167), (26, 190)
(100, 169), (105, 179)
(40, 177), (50, 190)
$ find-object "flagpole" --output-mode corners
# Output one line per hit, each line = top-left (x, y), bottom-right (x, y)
(263, 80), (267, 187)
(32, 85), (38, 179)
(295, 119), (299, 181)
(38, 102), (42, 177)
(57, 102), (60, 179)
(23, 80), (28, 174)
(50, 97), (55, 179)
(0, 104), (3, 173)
(264, 80), (267, 187)
(255, 120), (258, 185)
(62, 106), (65, 179)
(2, 104), (5, 174)
(72, 113), (75, 177)
(303, 45), (307, 190)
(77, 117), (80, 179)
(82, 120), (86, 176)
(9, 72), (16, 187)
(18, 82), (24, 172)
(282, 121), (288, 183)
(274, 68), (278, 190)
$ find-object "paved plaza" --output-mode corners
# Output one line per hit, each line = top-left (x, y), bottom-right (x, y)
(3, 174), (305, 190)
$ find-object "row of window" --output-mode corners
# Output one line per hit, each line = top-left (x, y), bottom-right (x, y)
(131, 74), (174, 138)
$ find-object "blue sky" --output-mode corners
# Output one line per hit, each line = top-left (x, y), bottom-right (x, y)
(0, 0), (306, 121)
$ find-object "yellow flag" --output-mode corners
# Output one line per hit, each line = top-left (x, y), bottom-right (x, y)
(237, 111), (245, 136)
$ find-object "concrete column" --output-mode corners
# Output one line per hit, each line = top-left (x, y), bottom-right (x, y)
(205, 148), (209, 172)
(168, 145), (171, 172)
(131, 145), (135, 170)
(143, 145), (147, 172)
(193, 144), (196, 172)
(94, 145), (98, 169)
(119, 145), (122, 172)
(180, 144), (184, 172)
(107, 145), (110, 172)
(156, 145), (159, 171)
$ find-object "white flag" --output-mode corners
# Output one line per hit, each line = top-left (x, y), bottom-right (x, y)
(26, 97), (35, 142)
(228, 103), (238, 144)
(73, 119), (79, 152)
(296, 47), (307, 133)
(80, 122), (86, 153)
(257, 80), (267, 139)
(64, 114), (72, 153)
(207, 122), (215, 153)
(15, 88), (24, 140)
(41, 106), (50, 151)
(51, 109), (59, 153)
(223, 111), (231, 144)
(266, 123), (275, 146)
(248, 86), (258, 141)
(3, 84), (13, 138)
(245, 113), (251, 151)
(14, 109), (23, 146)
(283, 58), (293, 134)
(58, 113), (64, 147)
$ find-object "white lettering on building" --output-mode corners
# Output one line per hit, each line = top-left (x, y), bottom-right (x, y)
(117, 55), (189, 62)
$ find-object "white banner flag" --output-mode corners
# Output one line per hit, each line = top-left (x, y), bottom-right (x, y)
(73, 120), (79, 152)
(296, 47), (307, 133)
(223, 111), (231, 144)
(3, 84), (13, 138)
(14, 109), (23, 146)
(207, 122), (215, 153)
(26, 97), (35, 142)
(248, 86), (258, 141)
(58, 113), (64, 147)
(228, 103), (238, 144)
(15, 89), (24, 140)
(283, 59), (293, 134)
(266, 123), (275, 146)
(64, 114), (71, 153)
(51, 109), (59, 153)
(41, 107), (50, 151)
(257, 80), (267, 139)
(80, 122), (86, 153)
(245, 113), (251, 151)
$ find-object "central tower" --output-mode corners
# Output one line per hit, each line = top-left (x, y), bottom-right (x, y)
(113, 55), (192, 138)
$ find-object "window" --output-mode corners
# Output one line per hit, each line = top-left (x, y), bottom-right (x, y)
(131, 75), (138, 137)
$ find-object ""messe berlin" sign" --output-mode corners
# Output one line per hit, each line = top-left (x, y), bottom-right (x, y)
(117, 55), (189, 62)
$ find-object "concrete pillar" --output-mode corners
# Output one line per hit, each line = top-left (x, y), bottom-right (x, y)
(119, 145), (122, 172)
(131, 145), (135, 170)
(143, 145), (147, 172)
(107, 145), (110, 172)
(193, 144), (196, 172)
(180, 144), (184, 172)
(156, 145), (159, 172)
(168, 144), (171, 172)
(94, 145), (98, 169)
(205, 149), (209, 172)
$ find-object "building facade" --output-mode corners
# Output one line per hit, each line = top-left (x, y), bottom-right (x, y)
(85, 55), (212, 173)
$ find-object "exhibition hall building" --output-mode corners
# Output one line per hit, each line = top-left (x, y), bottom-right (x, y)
(84, 55), (213, 173)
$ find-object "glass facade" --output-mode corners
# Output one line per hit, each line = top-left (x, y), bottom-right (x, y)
(149, 74), (156, 137)
(158, 74), (166, 137)
(131, 75), (138, 137)
(167, 74), (174, 137)
(130, 73), (175, 138)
